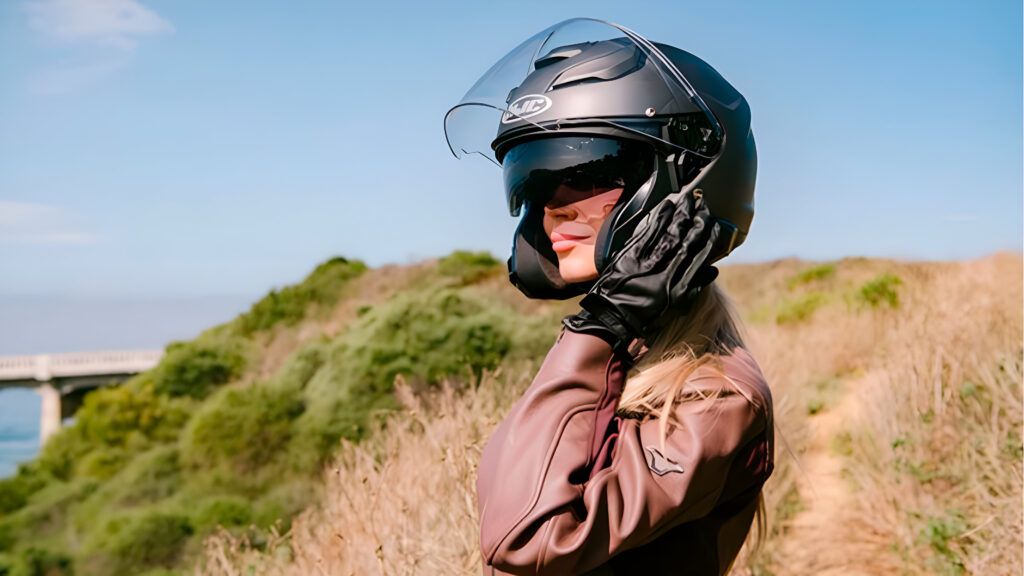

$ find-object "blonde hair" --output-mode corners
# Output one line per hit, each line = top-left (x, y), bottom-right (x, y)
(615, 280), (768, 560)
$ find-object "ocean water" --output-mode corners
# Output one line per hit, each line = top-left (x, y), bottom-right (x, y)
(0, 389), (41, 478)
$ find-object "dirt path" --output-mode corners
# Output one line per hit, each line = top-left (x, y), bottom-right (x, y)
(772, 378), (877, 575)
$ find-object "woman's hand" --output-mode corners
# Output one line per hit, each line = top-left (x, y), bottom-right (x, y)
(563, 188), (727, 356)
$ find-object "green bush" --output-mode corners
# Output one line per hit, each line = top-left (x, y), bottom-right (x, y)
(296, 288), (514, 450)
(0, 471), (46, 516)
(1, 546), (72, 576)
(181, 384), (305, 476)
(151, 340), (248, 398)
(189, 495), (252, 532)
(787, 263), (836, 289)
(437, 250), (503, 285)
(1, 478), (98, 545)
(858, 273), (903, 308)
(80, 446), (181, 519)
(87, 510), (193, 576)
(921, 510), (969, 575)
(250, 480), (317, 530)
(0, 519), (11, 553)
(235, 256), (368, 335)
(270, 342), (327, 391)
(35, 382), (192, 481)
(335, 289), (512, 391)
(776, 292), (826, 324)
(75, 447), (130, 481)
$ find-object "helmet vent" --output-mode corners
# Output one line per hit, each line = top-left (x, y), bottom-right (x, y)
(534, 43), (588, 69)
(550, 44), (642, 90)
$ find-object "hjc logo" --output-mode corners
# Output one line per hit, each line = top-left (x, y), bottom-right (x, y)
(501, 94), (552, 124)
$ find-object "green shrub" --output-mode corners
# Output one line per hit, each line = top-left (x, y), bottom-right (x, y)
(189, 495), (252, 532)
(0, 520), (11, 553)
(0, 471), (46, 515)
(86, 446), (180, 513)
(2, 546), (72, 576)
(87, 510), (193, 576)
(1, 478), (98, 544)
(181, 384), (305, 476)
(250, 480), (317, 530)
(151, 340), (248, 398)
(437, 250), (502, 285)
(270, 342), (327, 391)
(235, 256), (367, 334)
(296, 288), (515, 450)
(787, 263), (836, 289)
(776, 292), (826, 324)
(35, 382), (192, 481)
(920, 510), (969, 575)
(858, 273), (903, 308)
(336, 289), (513, 391)
(75, 447), (131, 481)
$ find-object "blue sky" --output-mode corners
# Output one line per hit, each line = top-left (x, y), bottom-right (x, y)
(0, 0), (1021, 298)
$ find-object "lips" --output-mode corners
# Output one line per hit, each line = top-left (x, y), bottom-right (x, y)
(549, 226), (592, 253)
(550, 231), (589, 243)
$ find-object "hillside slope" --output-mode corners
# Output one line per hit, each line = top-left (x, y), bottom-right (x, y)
(0, 251), (575, 576)
(2, 251), (1019, 576)
(203, 252), (1022, 576)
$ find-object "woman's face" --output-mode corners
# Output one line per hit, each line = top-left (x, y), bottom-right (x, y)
(542, 184), (624, 283)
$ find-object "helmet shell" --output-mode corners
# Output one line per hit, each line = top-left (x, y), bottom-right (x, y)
(489, 36), (757, 299)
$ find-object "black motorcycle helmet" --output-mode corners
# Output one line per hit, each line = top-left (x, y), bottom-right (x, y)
(444, 18), (756, 300)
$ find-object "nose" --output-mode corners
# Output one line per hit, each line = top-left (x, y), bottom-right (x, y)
(545, 204), (581, 221)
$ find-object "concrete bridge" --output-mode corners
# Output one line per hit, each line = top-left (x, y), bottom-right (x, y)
(0, 350), (163, 443)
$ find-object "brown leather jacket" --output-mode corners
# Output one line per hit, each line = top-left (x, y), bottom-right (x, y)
(476, 327), (775, 575)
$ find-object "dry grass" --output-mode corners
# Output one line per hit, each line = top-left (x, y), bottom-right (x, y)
(198, 252), (1022, 576)
(197, 360), (540, 576)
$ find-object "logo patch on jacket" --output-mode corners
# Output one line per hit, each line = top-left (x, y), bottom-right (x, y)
(645, 446), (685, 475)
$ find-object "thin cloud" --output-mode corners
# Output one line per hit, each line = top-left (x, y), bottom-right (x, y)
(0, 201), (97, 246)
(22, 0), (172, 95)
(23, 0), (173, 50)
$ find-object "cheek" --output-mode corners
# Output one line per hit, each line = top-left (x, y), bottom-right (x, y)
(542, 213), (555, 236)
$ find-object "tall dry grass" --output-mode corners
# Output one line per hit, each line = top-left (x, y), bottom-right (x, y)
(199, 359), (540, 576)
(198, 252), (1022, 576)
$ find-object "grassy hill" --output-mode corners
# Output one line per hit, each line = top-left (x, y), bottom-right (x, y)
(1, 251), (1020, 576)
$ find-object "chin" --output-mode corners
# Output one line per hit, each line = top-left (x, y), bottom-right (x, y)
(557, 250), (599, 283)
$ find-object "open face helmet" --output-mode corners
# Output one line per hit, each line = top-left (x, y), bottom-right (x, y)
(444, 18), (757, 299)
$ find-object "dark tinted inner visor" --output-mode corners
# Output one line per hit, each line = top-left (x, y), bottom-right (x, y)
(502, 136), (655, 217)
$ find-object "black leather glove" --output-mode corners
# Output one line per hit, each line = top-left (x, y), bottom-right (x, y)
(563, 189), (725, 359)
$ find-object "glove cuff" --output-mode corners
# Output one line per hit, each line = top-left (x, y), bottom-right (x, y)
(561, 309), (639, 366)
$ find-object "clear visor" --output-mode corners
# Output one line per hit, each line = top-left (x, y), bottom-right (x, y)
(443, 18), (722, 166)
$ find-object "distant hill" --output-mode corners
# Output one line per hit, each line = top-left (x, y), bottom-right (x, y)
(1, 251), (1020, 576)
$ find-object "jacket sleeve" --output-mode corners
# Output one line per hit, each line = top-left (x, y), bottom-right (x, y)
(475, 327), (770, 576)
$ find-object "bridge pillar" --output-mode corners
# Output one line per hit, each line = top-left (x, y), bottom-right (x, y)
(38, 383), (61, 445)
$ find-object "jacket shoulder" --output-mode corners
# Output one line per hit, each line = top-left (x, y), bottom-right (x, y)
(686, 346), (773, 424)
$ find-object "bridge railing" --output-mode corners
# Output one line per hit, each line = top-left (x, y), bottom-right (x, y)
(0, 350), (164, 383)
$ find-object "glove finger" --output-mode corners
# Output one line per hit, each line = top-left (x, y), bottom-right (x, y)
(633, 195), (680, 263)
(644, 190), (709, 276)
(595, 197), (677, 294)
(638, 189), (699, 269)
(667, 217), (722, 305)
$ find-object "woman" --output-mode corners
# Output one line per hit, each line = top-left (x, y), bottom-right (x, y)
(445, 19), (775, 575)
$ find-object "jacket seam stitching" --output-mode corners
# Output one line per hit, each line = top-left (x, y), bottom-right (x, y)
(536, 514), (559, 571)
(486, 401), (599, 564)
(584, 353), (618, 470)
